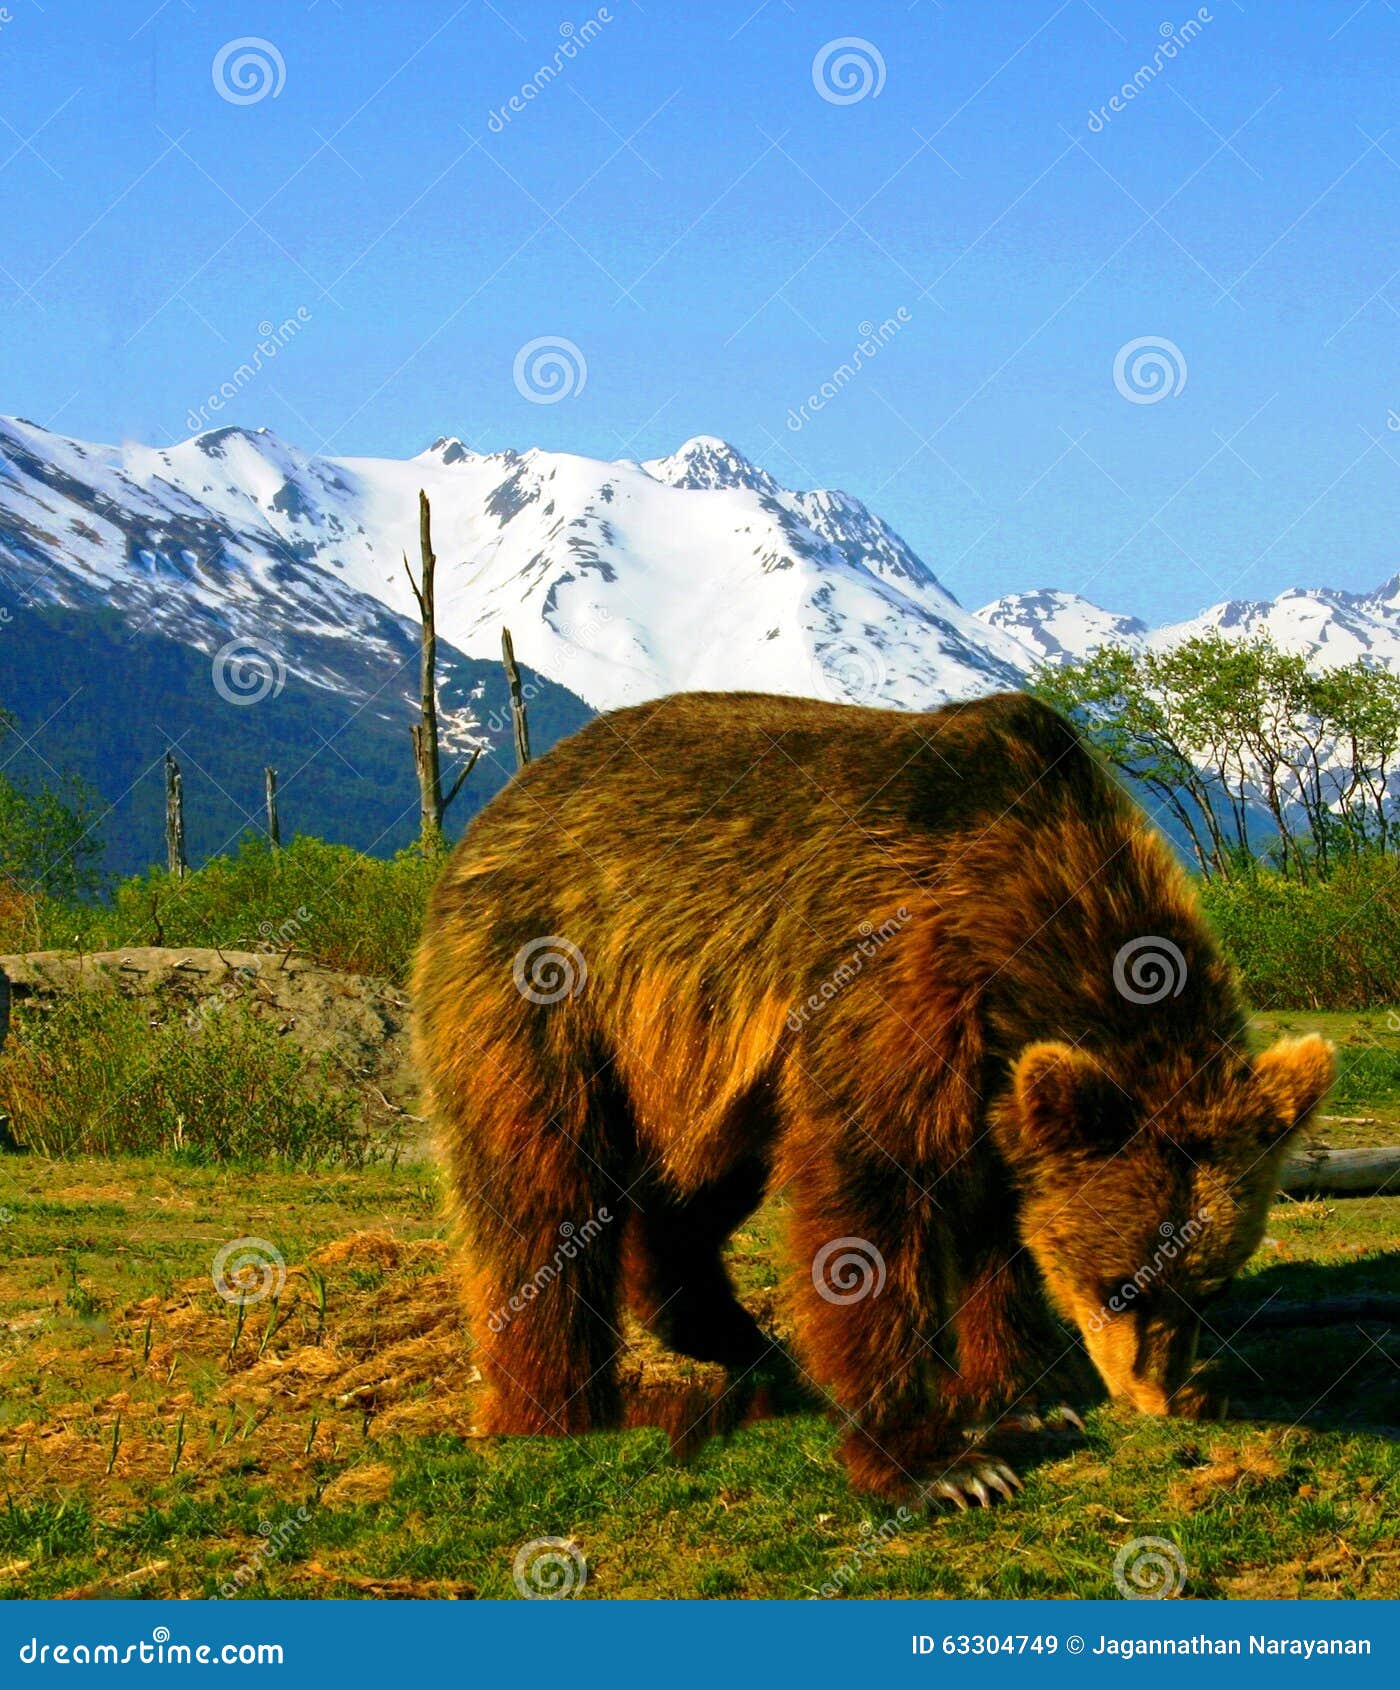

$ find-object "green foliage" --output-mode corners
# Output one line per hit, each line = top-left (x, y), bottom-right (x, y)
(2, 835), (439, 983)
(1200, 854), (1400, 1009)
(0, 706), (104, 901)
(1032, 634), (1400, 881)
(0, 990), (372, 1164)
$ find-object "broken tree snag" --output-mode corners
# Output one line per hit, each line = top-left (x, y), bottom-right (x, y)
(265, 766), (281, 848)
(1279, 1145), (1400, 1198)
(404, 490), (477, 850)
(164, 751), (187, 880)
(501, 626), (531, 770)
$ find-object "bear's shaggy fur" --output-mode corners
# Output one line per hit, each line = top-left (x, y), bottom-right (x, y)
(413, 691), (1332, 1501)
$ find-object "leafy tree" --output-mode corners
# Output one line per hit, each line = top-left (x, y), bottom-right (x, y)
(0, 707), (104, 900)
(1032, 638), (1400, 882)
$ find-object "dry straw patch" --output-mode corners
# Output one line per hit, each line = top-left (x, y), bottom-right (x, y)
(0, 1230), (757, 1500)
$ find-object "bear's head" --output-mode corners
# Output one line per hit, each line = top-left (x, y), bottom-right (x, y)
(993, 1033), (1334, 1416)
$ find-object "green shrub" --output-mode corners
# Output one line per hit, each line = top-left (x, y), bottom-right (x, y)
(0, 836), (439, 984)
(6, 832), (1400, 1015)
(0, 990), (373, 1165)
(1200, 855), (1400, 1009)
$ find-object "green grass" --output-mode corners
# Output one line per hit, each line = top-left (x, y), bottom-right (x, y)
(1250, 1008), (1400, 1144)
(0, 1142), (1395, 1601)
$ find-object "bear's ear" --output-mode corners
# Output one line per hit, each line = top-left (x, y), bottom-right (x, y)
(1003, 1041), (1122, 1164)
(1253, 1035), (1335, 1142)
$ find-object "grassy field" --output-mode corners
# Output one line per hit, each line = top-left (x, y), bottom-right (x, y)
(0, 1015), (1396, 1602)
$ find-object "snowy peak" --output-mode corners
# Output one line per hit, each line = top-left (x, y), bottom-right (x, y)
(641, 435), (778, 495)
(977, 589), (1148, 666)
(6, 412), (1398, 735)
(977, 580), (1400, 678)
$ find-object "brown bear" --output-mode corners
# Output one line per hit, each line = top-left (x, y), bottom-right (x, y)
(412, 690), (1333, 1503)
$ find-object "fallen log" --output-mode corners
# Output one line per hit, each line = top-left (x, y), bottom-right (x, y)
(1239, 1296), (1400, 1330)
(1279, 1145), (1400, 1198)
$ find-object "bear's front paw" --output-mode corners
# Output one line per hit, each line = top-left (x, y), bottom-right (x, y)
(920, 1451), (1023, 1511)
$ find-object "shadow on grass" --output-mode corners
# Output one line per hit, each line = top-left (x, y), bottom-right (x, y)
(638, 1337), (1095, 1490)
(1203, 1250), (1400, 1435)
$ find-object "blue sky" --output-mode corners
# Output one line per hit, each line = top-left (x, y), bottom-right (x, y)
(1, 0), (1397, 624)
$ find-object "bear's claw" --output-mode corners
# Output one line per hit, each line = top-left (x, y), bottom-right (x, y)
(1047, 1404), (1086, 1432)
(924, 1459), (1022, 1510)
(969, 1402), (1086, 1440)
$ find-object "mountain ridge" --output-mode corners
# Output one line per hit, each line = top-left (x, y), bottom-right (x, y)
(3, 416), (1397, 872)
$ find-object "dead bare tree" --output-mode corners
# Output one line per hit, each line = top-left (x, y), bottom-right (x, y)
(404, 490), (478, 850)
(501, 626), (531, 770)
(164, 751), (187, 879)
(264, 766), (281, 848)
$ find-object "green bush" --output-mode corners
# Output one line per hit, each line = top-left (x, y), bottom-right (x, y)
(1200, 854), (1400, 1009)
(1, 836), (439, 984)
(0, 990), (373, 1164)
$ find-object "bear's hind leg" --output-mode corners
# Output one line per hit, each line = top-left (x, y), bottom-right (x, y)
(624, 1155), (771, 1370)
(443, 1051), (634, 1439)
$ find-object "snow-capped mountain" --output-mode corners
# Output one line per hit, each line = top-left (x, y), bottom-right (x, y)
(0, 418), (1030, 717)
(976, 589), (1148, 667)
(4, 410), (1400, 874)
(976, 580), (1400, 673)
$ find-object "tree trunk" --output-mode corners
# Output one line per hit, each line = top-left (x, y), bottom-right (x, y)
(404, 491), (478, 849)
(164, 752), (187, 879)
(501, 626), (531, 770)
(264, 766), (280, 848)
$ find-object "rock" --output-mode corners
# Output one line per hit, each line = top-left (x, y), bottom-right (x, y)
(0, 947), (416, 1113)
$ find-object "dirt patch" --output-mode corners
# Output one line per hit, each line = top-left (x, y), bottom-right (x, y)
(1168, 1436), (1287, 1511)
(0, 947), (415, 1113)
